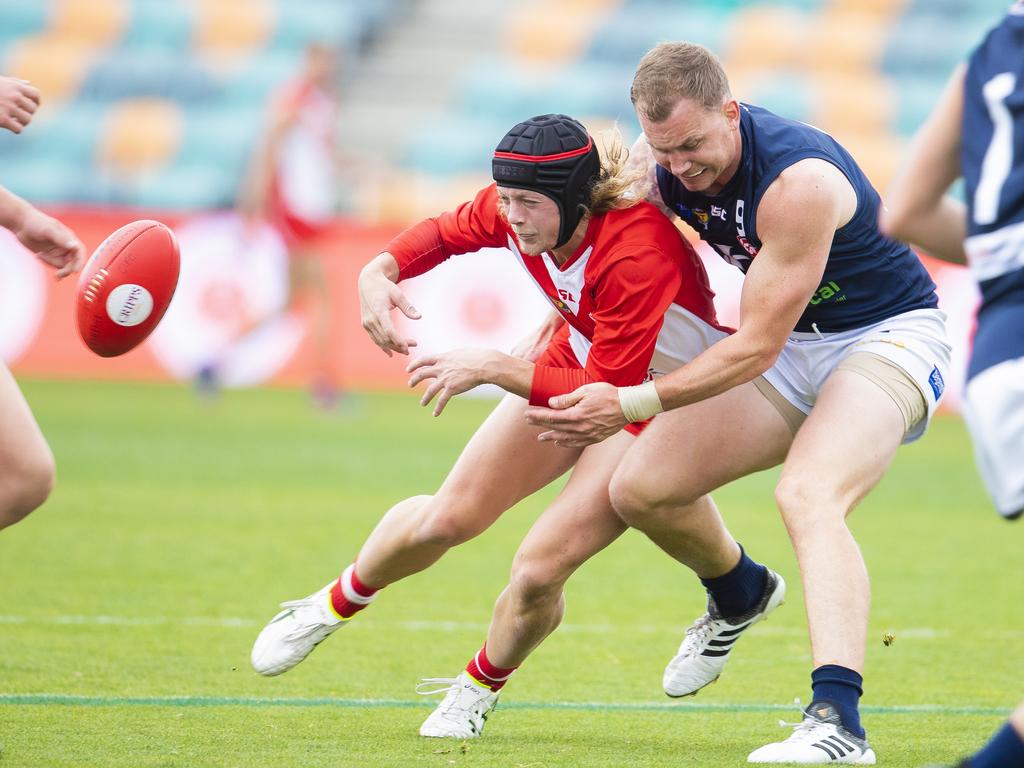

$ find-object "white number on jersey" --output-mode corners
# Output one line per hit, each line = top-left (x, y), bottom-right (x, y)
(974, 72), (1018, 225)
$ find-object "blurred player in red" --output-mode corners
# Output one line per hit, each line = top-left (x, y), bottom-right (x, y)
(233, 42), (343, 407)
(0, 76), (87, 531)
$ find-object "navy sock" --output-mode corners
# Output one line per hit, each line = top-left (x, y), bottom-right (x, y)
(700, 544), (768, 619)
(811, 664), (864, 738)
(971, 721), (1024, 768)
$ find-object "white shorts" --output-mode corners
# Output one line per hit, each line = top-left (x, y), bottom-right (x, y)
(761, 308), (952, 444)
(962, 356), (1024, 518)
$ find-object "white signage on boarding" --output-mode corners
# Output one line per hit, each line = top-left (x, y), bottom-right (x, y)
(147, 212), (302, 386)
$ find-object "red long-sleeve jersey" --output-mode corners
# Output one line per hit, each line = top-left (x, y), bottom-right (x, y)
(386, 184), (725, 407)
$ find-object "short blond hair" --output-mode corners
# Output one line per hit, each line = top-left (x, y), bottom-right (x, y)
(631, 42), (731, 122)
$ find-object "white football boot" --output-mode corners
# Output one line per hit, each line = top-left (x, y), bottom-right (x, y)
(416, 672), (500, 738)
(747, 702), (876, 764)
(663, 569), (786, 697)
(251, 580), (348, 676)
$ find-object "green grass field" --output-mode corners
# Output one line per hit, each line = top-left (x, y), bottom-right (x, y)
(1, 379), (1020, 767)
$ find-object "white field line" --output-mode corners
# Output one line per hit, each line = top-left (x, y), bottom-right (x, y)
(0, 692), (1014, 717)
(0, 614), (1019, 639)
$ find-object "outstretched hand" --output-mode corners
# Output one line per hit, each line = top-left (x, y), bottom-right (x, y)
(524, 382), (627, 447)
(358, 267), (421, 356)
(407, 348), (493, 416)
(14, 207), (86, 279)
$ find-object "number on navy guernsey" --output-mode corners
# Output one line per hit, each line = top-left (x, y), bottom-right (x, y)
(974, 72), (1018, 225)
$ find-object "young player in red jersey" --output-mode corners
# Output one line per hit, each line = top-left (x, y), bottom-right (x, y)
(251, 114), (784, 736)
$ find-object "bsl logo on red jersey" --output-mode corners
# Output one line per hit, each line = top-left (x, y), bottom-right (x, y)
(552, 288), (578, 314)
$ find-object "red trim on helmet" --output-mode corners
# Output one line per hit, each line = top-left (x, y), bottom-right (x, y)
(493, 136), (593, 163)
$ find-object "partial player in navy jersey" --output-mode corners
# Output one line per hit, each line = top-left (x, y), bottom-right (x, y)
(527, 42), (952, 763)
(884, 2), (1024, 525)
(883, 4), (1024, 767)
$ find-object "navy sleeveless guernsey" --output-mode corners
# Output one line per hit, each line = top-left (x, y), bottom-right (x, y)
(961, 1), (1024, 379)
(656, 103), (938, 334)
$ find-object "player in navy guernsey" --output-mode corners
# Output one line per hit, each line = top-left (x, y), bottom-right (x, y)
(884, 3), (1024, 767)
(655, 103), (939, 334)
(527, 42), (953, 764)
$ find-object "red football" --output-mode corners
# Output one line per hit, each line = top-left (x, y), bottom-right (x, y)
(76, 220), (180, 357)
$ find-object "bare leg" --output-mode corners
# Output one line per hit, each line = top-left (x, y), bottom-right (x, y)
(610, 380), (792, 576)
(1012, 701), (1024, 738)
(250, 394), (582, 677)
(484, 429), (633, 668)
(0, 364), (55, 530)
(776, 370), (905, 673)
(1011, 704), (1024, 741)
(357, 394), (581, 587)
(962, 699), (1024, 765)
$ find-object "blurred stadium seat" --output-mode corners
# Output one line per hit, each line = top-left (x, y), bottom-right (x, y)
(0, 0), (1013, 215)
(119, 0), (194, 54)
(98, 97), (184, 173)
(586, 4), (727, 69)
(47, 0), (128, 46)
(0, 0), (399, 210)
(391, 0), (1009, 210)
(192, 0), (275, 55)
(0, 3), (46, 42)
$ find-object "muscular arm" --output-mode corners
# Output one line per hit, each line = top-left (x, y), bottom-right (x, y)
(526, 159), (854, 444)
(881, 64), (968, 264)
(649, 159), (848, 409)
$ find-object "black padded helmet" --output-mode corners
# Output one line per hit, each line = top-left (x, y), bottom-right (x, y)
(492, 114), (601, 249)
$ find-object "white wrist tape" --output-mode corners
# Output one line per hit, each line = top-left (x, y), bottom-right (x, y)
(618, 381), (664, 423)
